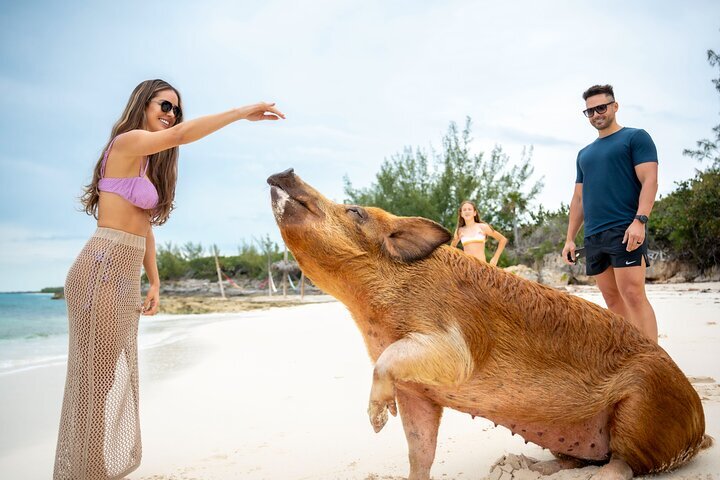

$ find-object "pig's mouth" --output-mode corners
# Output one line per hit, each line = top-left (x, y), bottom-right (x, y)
(267, 169), (318, 223)
(270, 184), (310, 213)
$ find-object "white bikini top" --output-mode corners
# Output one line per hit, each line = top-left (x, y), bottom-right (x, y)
(460, 227), (487, 245)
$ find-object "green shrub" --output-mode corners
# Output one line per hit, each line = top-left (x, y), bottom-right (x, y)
(650, 167), (720, 271)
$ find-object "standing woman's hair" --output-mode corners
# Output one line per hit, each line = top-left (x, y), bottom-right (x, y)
(80, 79), (183, 225)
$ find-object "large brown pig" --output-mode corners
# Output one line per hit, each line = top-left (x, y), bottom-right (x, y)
(267, 168), (710, 480)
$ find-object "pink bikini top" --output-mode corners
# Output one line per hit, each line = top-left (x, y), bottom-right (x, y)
(98, 137), (159, 210)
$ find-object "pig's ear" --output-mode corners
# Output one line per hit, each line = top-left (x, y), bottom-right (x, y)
(382, 217), (452, 263)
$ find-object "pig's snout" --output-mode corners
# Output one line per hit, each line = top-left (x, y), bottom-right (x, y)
(267, 168), (295, 188)
(267, 169), (327, 225)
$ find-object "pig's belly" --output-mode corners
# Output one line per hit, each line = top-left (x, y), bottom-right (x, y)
(410, 384), (612, 461)
(481, 411), (611, 460)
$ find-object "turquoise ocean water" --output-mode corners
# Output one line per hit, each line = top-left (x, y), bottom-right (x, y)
(0, 292), (219, 376)
(0, 293), (69, 375)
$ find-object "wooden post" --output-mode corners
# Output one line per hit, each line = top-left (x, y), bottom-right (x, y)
(282, 247), (288, 298)
(213, 245), (226, 300)
(263, 235), (273, 297)
(300, 271), (305, 300)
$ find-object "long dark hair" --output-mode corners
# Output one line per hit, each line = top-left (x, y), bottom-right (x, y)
(80, 79), (183, 225)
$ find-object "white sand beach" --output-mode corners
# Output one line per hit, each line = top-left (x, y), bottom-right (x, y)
(1, 283), (718, 480)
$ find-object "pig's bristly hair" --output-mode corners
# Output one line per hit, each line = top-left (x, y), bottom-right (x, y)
(273, 174), (708, 476)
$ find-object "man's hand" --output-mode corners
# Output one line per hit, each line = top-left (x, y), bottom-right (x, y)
(622, 220), (645, 252)
(562, 241), (577, 265)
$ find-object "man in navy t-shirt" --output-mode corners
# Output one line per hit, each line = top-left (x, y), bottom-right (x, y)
(562, 84), (659, 342)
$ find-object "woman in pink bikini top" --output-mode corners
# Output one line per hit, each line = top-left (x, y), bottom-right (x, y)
(56, 79), (285, 480)
(79, 79), (286, 313)
(450, 200), (508, 266)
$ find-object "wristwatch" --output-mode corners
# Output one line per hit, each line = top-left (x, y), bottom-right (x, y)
(634, 214), (649, 224)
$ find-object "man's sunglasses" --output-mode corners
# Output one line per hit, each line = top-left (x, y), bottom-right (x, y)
(153, 100), (182, 118)
(583, 101), (614, 118)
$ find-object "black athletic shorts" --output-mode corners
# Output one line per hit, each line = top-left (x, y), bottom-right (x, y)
(584, 224), (650, 276)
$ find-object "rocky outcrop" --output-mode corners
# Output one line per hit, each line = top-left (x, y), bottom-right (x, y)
(644, 256), (720, 283)
(537, 252), (572, 286)
(667, 264), (702, 283)
(526, 251), (714, 286)
(645, 257), (682, 282)
(504, 254), (587, 287)
(695, 265), (720, 282)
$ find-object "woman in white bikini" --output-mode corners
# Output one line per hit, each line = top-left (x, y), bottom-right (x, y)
(450, 200), (507, 265)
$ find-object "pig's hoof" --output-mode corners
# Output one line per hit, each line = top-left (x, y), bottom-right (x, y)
(368, 401), (389, 433)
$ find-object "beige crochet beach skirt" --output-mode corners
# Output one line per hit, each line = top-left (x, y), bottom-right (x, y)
(54, 227), (146, 480)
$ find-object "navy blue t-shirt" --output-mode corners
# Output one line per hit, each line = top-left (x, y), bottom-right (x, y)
(576, 127), (658, 237)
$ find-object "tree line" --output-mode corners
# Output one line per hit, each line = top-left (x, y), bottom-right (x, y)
(149, 236), (285, 283)
(343, 117), (565, 268)
(154, 45), (719, 281)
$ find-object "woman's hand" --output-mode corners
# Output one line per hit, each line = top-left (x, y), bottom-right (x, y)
(242, 102), (286, 122)
(142, 284), (160, 316)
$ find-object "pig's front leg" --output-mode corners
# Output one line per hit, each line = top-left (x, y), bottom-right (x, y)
(397, 389), (442, 480)
(368, 326), (473, 432)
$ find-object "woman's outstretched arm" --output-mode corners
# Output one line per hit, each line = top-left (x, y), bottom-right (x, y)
(115, 102), (285, 157)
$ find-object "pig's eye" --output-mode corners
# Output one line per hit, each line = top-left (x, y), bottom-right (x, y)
(346, 206), (365, 220)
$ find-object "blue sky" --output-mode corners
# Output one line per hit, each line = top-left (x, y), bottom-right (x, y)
(1, 0), (719, 291)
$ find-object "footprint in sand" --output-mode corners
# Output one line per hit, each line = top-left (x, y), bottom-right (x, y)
(484, 453), (601, 480)
(688, 376), (720, 402)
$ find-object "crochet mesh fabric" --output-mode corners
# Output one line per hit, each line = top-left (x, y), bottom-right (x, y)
(54, 228), (145, 480)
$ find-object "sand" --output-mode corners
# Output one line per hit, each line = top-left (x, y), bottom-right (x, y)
(155, 293), (335, 315)
(0, 283), (718, 479)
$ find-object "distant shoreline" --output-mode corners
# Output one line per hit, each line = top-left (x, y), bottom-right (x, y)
(0, 291), (55, 295)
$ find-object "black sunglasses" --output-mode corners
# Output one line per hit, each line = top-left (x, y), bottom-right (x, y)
(153, 99), (182, 118)
(583, 101), (614, 118)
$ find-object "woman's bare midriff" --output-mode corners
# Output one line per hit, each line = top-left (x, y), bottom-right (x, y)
(97, 193), (151, 237)
(463, 242), (486, 261)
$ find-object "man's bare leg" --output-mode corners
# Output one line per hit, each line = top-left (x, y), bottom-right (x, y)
(614, 258), (657, 342)
(594, 267), (629, 319)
